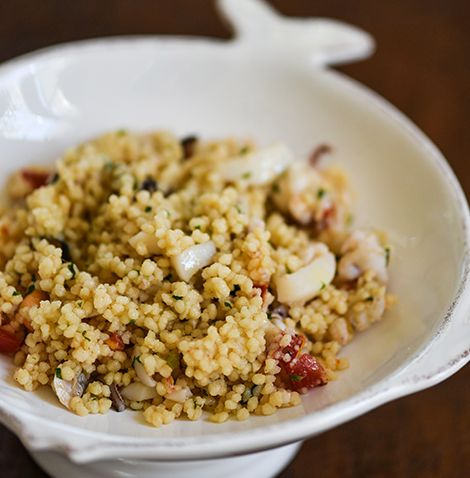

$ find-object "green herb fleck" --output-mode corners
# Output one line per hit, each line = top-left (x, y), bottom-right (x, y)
(49, 172), (60, 184)
(67, 263), (76, 280)
(320, 282), (326, 290)
(145, 206), (152, 213)
(240, 146), (250, 155)
(117, 129), (127, 136)
(166, 352), (179, 370)
(272, 182), (281, 194)
(92, 397), (98, 401)
(202, 389), (208, 396)
(235, 205), (242, 214)
(172, 295), (183, 300)
(194, 225), (201, 230)
(224, 301), (232, 309)
(164, 273), (172, 281)
(104, 161), (115, 171)
(129, 319), (136, 325)
(12, 291), (20, 296)
(365, 297), (374, 302)
(24, 284), (35, 298)
(267, 312), (272, 320)
(286, 266), (292, 274)
(133, 270), (141, 275)
(385, 247), (391, 267)
(241, 171), (252, 180)
(55, 368), (63, 380)
(31, 274), (37, 283)
(78, 301), (83, 308)
(132, 355), (143, 368)
(289, 374), (303, 382)
(317, 188), (326, 199)
(82, 330), (91, 342)
(132, 176), (139, 191)
(230, 284), (241, 296)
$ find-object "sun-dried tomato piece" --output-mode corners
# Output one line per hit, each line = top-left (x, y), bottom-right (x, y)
(281, 334), (306, 362)
(105, 332), (125, 351)
(284, 353), (327, 391)
(21, 169), (51, 190)
(0, 329), (22, 355)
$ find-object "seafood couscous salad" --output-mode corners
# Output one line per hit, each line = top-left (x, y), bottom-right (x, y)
(0, 131), (395, 426)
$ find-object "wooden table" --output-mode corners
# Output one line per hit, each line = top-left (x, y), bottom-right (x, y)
(1, 1), (469, 476)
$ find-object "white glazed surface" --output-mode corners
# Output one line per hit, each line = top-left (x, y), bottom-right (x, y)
(0, 0), (469, 472)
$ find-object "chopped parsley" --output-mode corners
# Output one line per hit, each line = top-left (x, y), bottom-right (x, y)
(132, 355), (143, 368)
(145, 206), (152, 213)
(24, 284), (35, 298)
(129, 319), (136, 325)
(166, 352), (179, 370)
(267, 312), (272, 320)
(286, 266), (292, 274)
(67, 263), (76, 280)
(133, 270), (141, 275)
(82, 330), (91, 342)
(78, 301), (83, 308)
(132, 175), (139, 191)
(240, 146), (250, 155)
(241, 171), (252, 180)
(117, 129), (127, 136)
(12, 291), (20, 296)
(164, 273), (172, 281)
(317, 188), (326, 199)
(202, 389), (208, 396)
(235, 205), (242, 214)
(365, 297), (374, 302)
(172, 295), (183, 300)
(289, 374), (303, 382)
(55, 368), (63, 380)
(320, 282), (326, 291)
(194, 225), (201, 230)
(224, 301), (232, 309)
(31, 274), (37, 283)
(385, 247), (391, 267)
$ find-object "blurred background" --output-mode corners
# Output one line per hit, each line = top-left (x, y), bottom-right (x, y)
(0, 1), (469, 476)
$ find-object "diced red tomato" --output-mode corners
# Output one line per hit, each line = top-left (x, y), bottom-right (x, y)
(0, 329), (22, 355)
(284, 353), (327, 391)
(105, 332), (125, 351)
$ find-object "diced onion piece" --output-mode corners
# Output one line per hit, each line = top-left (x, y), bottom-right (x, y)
(121, 382), (159, 401)
(133, 347), (157, 387)
(276, 252), (336, 304)
(128, 231), (162, 256)
(164, 387), (193, 403)
(219, 142), (293, 185)
(171, 241), (216, 282)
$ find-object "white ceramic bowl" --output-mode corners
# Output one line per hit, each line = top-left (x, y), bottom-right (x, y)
(1, 1), (470, 477)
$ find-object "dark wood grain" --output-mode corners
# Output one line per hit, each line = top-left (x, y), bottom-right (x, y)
(1, 1), (469, 477)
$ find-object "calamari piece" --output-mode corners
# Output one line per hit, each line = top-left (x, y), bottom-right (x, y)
(276, 252), (336, 304)
(53, 372), (88, 409)
(171, 241), (216, 282)
(219, 142), (293, 185)
(337, 230), (388, 283)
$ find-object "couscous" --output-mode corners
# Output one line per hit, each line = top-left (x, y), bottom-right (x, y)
(0, 131), (394, 426)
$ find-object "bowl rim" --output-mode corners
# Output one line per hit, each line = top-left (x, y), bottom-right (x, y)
(0, 34), (469, 463)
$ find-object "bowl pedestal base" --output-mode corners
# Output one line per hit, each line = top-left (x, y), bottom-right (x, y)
(31, 440), (303, 478)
